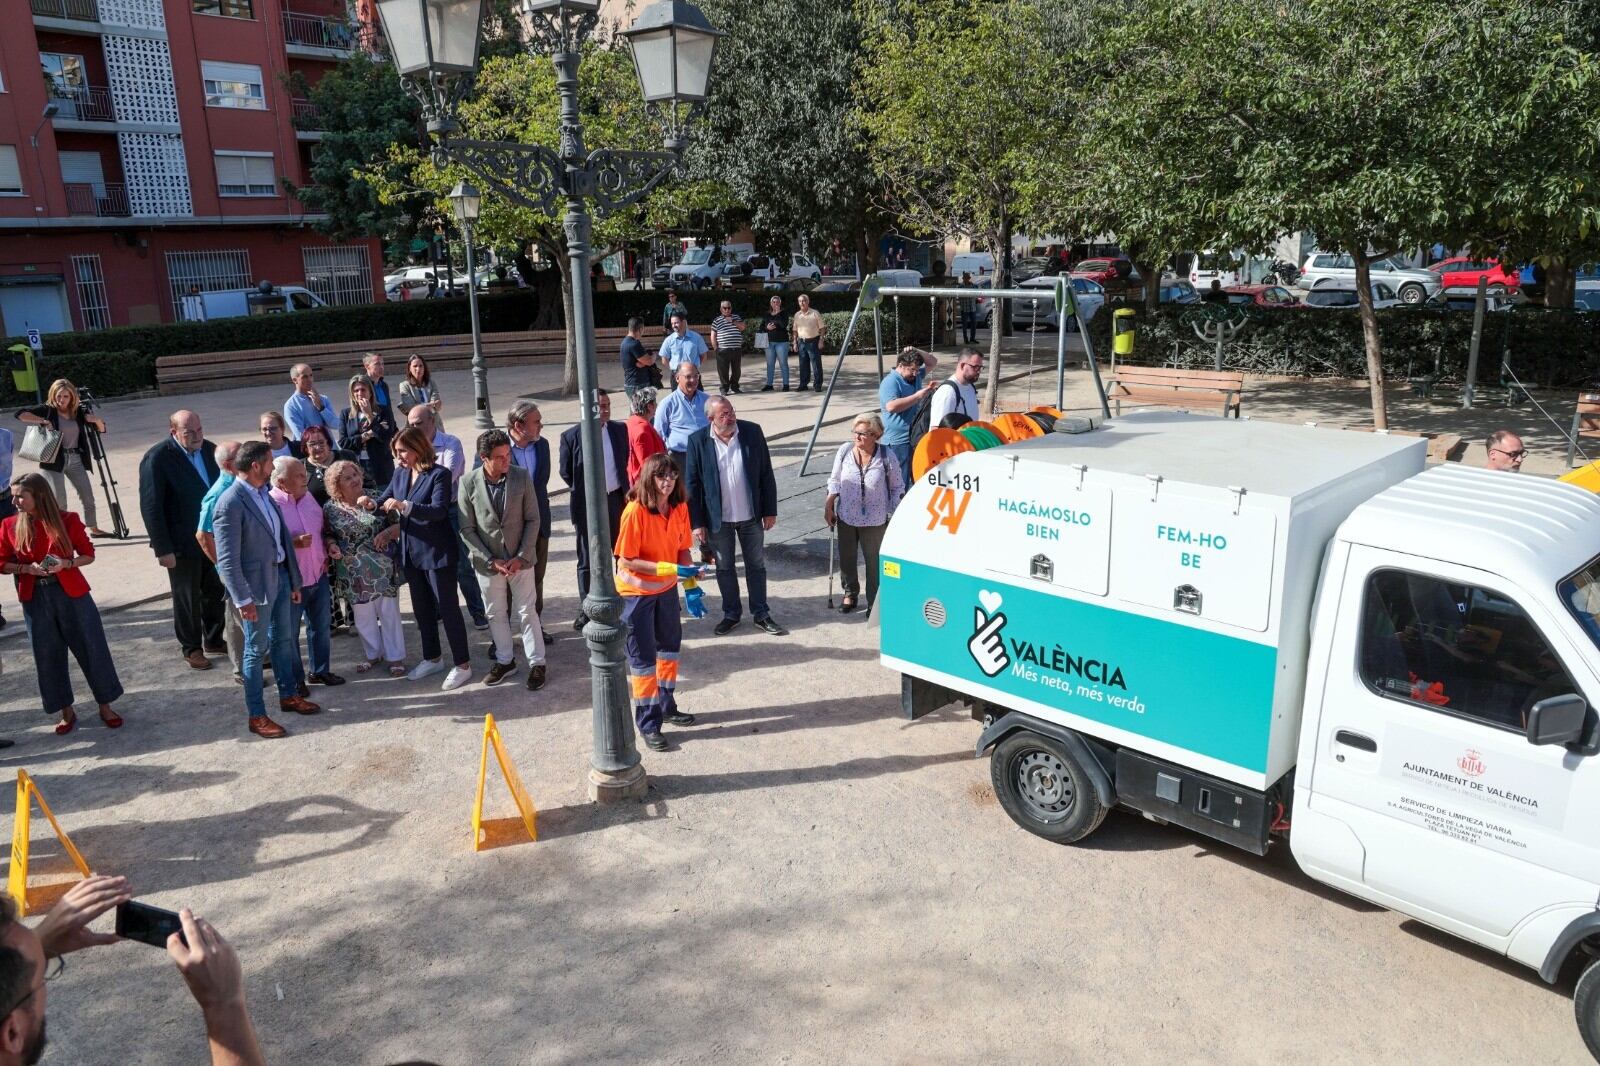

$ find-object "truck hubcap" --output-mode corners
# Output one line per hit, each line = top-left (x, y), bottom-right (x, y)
(1016, 751), (1073, 821)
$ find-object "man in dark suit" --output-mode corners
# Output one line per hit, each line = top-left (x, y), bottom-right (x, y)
(213, 441), (320, 738)
(139, 410), (226, 670)
(506, 400), (553, 643)
(559, 388), (629, 631)
(684, 397), (787, 637)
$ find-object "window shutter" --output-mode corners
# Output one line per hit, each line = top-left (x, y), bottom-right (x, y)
(244, 155), (275, 187)
(214, 153), (246, 187)
(201, 61), (262, 86)
(0, 146), (21, 193)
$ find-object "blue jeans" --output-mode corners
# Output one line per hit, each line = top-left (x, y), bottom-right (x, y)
(241, 567), (298, 719)
(885, 441), (913, 493)
(290, 574), (331, 680)
(960, 310), (978, 342)
(797, 338), (822, 389)
(448, 505), (487, 620)
(765, 341), (791, 389)
(711, 518), (769, 622)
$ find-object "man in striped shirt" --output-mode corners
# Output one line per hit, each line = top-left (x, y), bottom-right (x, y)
(709, 300), (746, 395)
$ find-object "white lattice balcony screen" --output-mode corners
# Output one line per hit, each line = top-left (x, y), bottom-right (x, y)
(98, 0), (164, 31)
(118, 133), (192, 216)
(103, 35), (180, 124)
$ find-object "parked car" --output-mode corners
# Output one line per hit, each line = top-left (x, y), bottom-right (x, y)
(1188, 249), (1246, 289)
(1158, 278), (1201, 305)
(669, 243), (755, 289)
(1007, 276), (1107, 331)
(1070, 258), (1144, 301)
(198, 285), (326, 319)
(1428, 256), (1521, 294)
(1299, 253), (1440, 305)
(384, 266), (437, 301)
(810, 279), (862, 293)
(1424, 290), (1516, 313)
(1012, 256), (1055, 282)
(1301, 282), (1402, 310)
(1223, 284), (1301, 308)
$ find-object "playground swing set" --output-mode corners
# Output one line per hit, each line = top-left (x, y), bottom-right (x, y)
(799, 274), (1113, 480)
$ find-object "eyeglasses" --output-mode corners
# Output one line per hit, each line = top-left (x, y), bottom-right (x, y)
(852, 428), (873, 437)
(654, 471), (680, 481)
(1492, 447), (1527, 460)
(2, 956), (64, 1020)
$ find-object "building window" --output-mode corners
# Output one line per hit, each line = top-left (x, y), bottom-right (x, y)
(165, 249), (251, 318)
(303, 245), (374, 307)
(71, 255), (111, 331)
(214, 151), (276, 196)
(193, 0), (253, 17)
(201, 61), (266, 110)
(0, 146), (21, 195)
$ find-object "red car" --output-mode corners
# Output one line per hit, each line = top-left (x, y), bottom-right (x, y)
(1222, 284), (1300, 307)
(1070, 258), (1142, 299)
(1428, 257), (1520, 293)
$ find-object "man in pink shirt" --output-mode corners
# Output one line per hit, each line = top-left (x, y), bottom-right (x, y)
(269, 456), (346, 690)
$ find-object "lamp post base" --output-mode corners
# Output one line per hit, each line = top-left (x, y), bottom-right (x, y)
(587, 762), (648, 804)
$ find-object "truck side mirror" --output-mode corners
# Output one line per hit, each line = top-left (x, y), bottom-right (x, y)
(1526, 694), (1589, 749)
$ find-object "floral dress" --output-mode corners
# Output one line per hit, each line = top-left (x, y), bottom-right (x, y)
(322, 499), (401, 605)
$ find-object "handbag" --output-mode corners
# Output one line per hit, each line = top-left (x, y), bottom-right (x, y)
(18, 423), (62, 466)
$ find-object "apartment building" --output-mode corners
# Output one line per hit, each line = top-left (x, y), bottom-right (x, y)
(0, 0), (382, 335)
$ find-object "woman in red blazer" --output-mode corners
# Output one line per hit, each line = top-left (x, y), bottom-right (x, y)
(0, 473), (124, 733)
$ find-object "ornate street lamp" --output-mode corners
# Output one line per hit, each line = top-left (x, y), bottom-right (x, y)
(378, 0), (722, 804)
(449, 180), (491, 430)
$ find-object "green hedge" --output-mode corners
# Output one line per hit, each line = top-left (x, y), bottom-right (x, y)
(1088, 305), (1600, 388)
(0, 288), (870, 401)
(1, 351), (154, 407)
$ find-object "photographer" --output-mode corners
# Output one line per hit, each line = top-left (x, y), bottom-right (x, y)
(14, 380), (109, 539)
(0, 874), (266, 1066)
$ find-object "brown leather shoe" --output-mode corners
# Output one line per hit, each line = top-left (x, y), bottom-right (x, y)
(279, 696), (321, 715)
(248, 715), (287, 738)
(185, 650), (213, 670)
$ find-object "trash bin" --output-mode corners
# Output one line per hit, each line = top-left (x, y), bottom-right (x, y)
(1113, 307), (1137, 357)
(5, 344), (37, 396)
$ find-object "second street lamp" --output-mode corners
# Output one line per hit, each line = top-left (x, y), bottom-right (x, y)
(449, 180), (492, 431)
(377, 0), (722, 803)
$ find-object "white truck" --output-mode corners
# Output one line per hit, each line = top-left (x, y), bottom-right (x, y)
(880, 412), (1600, 1057)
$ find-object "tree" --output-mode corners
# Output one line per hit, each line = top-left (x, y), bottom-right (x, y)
(858, 0), (1070, 413)
(690, 0), (891, 271)
(368, 47), (727, 395)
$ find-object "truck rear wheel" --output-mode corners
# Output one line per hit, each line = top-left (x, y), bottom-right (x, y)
(1573, 954), (1600, 1060)
(990, 731), (1108, 844)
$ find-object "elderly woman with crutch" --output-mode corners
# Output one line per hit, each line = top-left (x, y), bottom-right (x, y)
(824, 412), (904, 614)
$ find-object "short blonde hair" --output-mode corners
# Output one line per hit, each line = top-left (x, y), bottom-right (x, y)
(852, 412), (885, 438)
(324, 458), (363, 497)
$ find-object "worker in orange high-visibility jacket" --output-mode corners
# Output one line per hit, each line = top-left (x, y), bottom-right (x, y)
(613, 451), (709, 753)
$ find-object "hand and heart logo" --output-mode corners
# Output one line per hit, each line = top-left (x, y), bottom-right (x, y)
(969, 589), (1010, 677)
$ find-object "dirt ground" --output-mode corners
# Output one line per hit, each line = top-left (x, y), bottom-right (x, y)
(1, 345), (1594, 1064)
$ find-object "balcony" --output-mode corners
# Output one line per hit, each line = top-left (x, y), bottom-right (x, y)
(30, 0), (98, 20)
(50, 84), (117, 124)
(64, 183), (132, 218)
(282, 10), (357, 55)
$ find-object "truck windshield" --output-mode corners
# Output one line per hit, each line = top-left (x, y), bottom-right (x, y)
(680, 249), (711, 265)
(1560, 556), (1600, 650)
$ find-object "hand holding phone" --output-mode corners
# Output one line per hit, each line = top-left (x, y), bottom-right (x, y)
(116, 900), (186, 949)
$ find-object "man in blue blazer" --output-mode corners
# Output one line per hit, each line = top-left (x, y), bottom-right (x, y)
(213, 441), (320, 738)
(559, 389), (630, 631)
(684, 397), (788, 637)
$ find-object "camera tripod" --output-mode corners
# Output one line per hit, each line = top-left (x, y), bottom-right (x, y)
(77, 388), (129, 539)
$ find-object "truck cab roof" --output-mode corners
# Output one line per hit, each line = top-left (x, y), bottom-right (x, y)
(1339, 464), (1600, 590)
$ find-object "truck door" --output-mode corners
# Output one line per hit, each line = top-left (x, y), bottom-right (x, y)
(1307, 546), (1600, 946)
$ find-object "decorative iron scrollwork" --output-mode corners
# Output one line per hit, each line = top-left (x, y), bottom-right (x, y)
(586, 148), (681, 218)
(440, 137), (565, 216)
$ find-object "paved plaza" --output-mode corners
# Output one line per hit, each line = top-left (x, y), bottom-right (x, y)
(1, 341), (1593, 1063)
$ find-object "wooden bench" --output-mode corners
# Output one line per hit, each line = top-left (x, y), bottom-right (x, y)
(1107, 366), (1244, 418)
(154, 323), (709, 396)
(1569, 392), (1600, 468)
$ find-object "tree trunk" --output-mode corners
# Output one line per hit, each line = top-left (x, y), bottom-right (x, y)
(982, 213), (1011, 417)
(1546, 259), (1576, 310)
(527, 256), (562, 331)
(1352, 249), (1388, 429)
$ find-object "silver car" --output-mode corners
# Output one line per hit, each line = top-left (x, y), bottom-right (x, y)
(1299, 252), (1440, 305)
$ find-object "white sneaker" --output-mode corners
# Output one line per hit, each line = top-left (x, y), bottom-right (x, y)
(407, 658), (445, 681)
(441, 665), (473, 691)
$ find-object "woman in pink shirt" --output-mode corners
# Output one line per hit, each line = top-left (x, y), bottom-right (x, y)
(269, 457), (345, 691)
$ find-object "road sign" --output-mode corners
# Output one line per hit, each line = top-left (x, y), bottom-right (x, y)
(25, 330), (41, 352)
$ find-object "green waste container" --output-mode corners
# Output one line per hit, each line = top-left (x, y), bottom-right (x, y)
(1112, 307), (1137, 358)
(5, 344), (38, 396)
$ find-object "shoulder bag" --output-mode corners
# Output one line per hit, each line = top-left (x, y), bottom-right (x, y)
(18, 423), (62, 466)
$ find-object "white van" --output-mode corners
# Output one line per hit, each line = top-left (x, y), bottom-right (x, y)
(884, 411), (1600, 1056)
(950, 251), (995, 278)
(192, 285), (325, 321)
(669, 243), (756, 289)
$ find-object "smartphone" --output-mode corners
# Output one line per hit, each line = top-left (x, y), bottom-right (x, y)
(39, 555), (60, 571)
(115, 901), (185, 948)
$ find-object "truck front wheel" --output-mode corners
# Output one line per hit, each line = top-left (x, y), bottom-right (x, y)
(990, 731), (1108, 844)
(1573, 954), (1600, 1060)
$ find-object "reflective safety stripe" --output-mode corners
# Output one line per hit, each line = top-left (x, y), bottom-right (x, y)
(656, 656), (679, 686)
(616, 567), (675, 596)
(629, 673), (660, 700)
